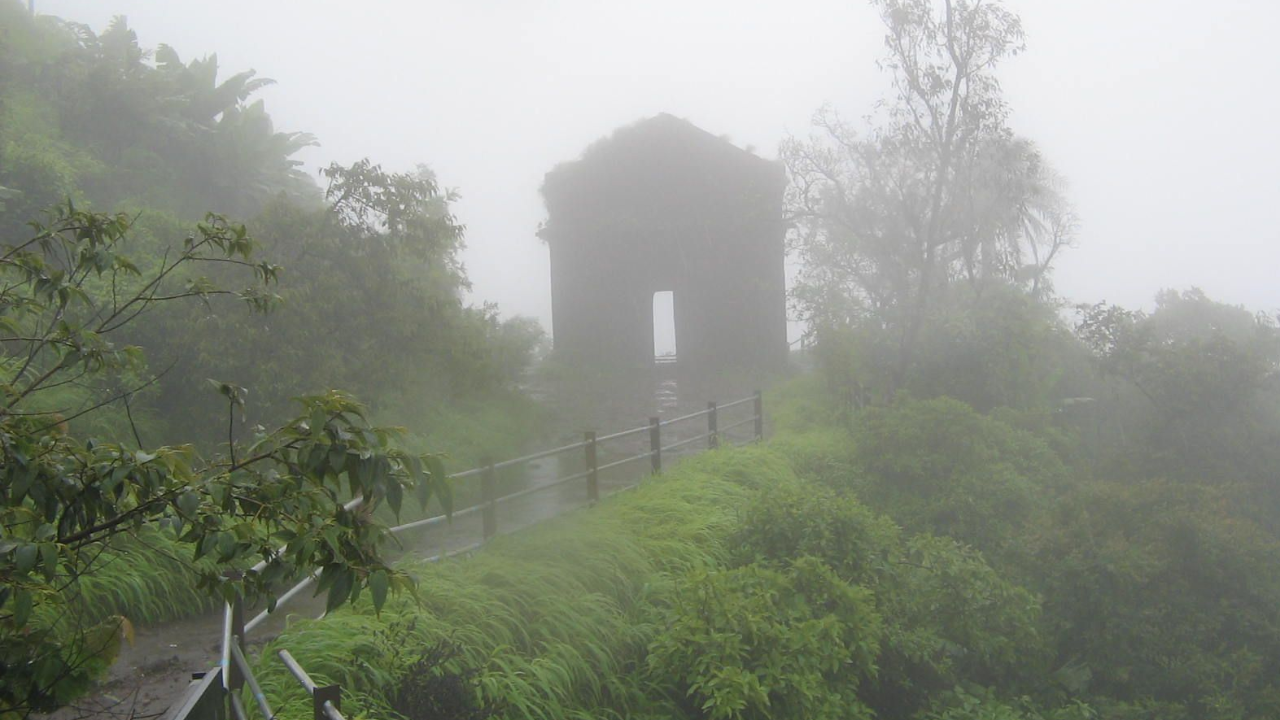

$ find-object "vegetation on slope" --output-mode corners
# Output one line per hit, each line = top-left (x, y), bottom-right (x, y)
(250, 442), (1082, 720)
(253, 450), (769, 720)
(0, 4), (545, 714)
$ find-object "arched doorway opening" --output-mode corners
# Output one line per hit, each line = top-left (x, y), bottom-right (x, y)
(653, 290), (676, 364)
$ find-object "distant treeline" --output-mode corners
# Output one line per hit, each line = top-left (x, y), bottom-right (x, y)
(0, 0), (543, 449)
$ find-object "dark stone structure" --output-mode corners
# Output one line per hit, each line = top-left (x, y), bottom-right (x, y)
(540, 113), (787, 371)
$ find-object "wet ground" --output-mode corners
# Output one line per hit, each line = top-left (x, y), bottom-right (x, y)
(46, 363), (770, 720)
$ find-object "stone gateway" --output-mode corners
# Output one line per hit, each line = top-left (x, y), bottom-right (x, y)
(540, 114), (787, 371)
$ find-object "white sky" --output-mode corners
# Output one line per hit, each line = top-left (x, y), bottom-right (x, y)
(37, 0), (1280, 333)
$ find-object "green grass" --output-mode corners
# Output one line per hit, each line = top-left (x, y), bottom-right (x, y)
(375, 387), (554, 522)
(385, 388), (550, 474)
(63, 529), (223, 627)
(251, 446), (793, 720)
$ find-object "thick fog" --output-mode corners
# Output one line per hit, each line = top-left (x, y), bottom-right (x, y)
(39, 0), (1280, 329)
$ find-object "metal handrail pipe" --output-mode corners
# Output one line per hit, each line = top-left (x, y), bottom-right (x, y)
(490, 481), (550, 506)
(242, 403), (741, 580)
(220, 603), (233, 689)
(249, 496), (364, 576)
(447, 467), (485, 480)
(228, 692), (250, 720)
(492, 469), (596, 506)
(281, 648), (348, 720)
(594, 424), (651, 443)
(605, 483), (639, 499)
(548, 468), (594, 485)
(278, 649), (318, 692)
(658, 407), (711, 427)
(389, 499), (486, 535)
(394, 463), (591, 536)
(230, 640), (274, 720)
(491, 439), (591, 471)
(595, 450), (653, 474)
(490, 468), (592, 507)
(248, 501), (482, 629)
(244, 568), (321, 633)
(261, 497), (482, 624)
(423, 542), (484, 563)
(389, 511), (449, 535)
(662, 431), (713, 452)
(718, 396), (756, 410)
(719, 416), (758, 433)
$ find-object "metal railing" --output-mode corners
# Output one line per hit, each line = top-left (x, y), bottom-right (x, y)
(164, 391), (764, 720)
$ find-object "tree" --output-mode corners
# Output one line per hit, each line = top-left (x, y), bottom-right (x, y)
(785, 0), (1075, 394)
(119, 159), (543, 449)
(0, 8), (318, 225)
(1075, 289), (1280, 486)
(0, 205), (449, 716)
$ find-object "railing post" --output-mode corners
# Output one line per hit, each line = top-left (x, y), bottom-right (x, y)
(753, 390), (764, 442)
(707, 401), (719, 449)
(227, 596), (245, 693)
(481, 460), (497, 540)
(314, 684), (342, 720)
(585, 431), (599, 504)
(649, 416), (661, 474)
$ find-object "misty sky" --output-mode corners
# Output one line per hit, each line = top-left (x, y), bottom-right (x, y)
(38, 0), (1280, 335)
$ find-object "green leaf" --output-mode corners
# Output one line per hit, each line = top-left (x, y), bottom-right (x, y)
(386, 476), (403, 517)
(177, 490), (200, 517)
(410, 456), (429, 509)
(14, 544), (38, 574)
(13, 589), (32, 627)
(369, 569), (389, 613)
(427, 456), (452, 515)
(326, 569), (353, 613)
(39, 543), (57, 581)
(216, 532), (236, 560)
(11, 463), (38, 502)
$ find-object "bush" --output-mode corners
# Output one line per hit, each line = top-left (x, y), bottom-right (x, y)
(1028, 479), (1280, 718)
(730, 480), (1046, 717)
(920, 687), (1096, 720)
(646, 558), (882, 720)
(849, 397), (1066, 561)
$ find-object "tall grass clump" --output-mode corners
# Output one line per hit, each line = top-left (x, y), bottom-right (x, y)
(252, 446), (790, 719)
(67, 529), (224, 626)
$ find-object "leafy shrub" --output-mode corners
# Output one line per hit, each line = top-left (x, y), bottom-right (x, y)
(730, 480), (1046, 717)
(729, 479), (898, 584)
(904, 284), (1090, 414)
(920, 687), (1096, 720)
(1028, 479), (1280, 718)
(387, 629), (504, 720)
(646, 557), (882, 720)
(849, 397), (1066, 561)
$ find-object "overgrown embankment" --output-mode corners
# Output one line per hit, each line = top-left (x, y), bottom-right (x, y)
(767, 376), (1280, 720)
(253, 448), (775, 719)
(249, 409), (1088, 720)
(248, 372), (1280, 720)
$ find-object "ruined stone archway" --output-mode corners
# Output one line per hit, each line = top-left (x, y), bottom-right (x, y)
(540, 114), (787, 372)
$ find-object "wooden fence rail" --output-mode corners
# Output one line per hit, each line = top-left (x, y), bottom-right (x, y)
(163, 391), (764, 720)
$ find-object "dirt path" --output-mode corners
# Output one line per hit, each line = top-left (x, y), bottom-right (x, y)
(46, 368), (763, 719)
